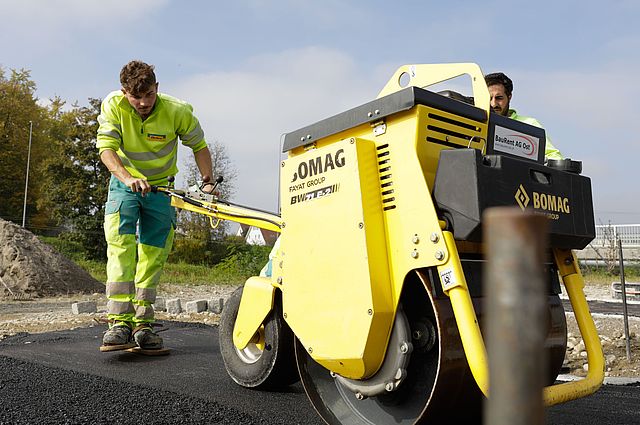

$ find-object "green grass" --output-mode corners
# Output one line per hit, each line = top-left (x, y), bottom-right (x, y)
(582, 267), (640, 285)
(75, 259), (247, 287)
(75, 259), (108, 283)
(161, 261), (248, 286)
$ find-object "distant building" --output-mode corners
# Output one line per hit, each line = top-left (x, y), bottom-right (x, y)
(236, 224), (279, 246)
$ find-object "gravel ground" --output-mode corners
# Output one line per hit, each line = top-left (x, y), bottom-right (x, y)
(560, 281), (640, 378)
(1, 281), (639, 379)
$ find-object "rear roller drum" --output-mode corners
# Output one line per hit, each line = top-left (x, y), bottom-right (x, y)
(219, 286), (299, 389)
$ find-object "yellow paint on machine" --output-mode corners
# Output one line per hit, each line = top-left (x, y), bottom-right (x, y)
(232, 276), (275, 349)
(279, 138), (393, 379)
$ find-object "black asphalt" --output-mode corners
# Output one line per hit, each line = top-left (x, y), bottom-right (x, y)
(0, 322), (321, 425)
(562, 298), (640, 317)
(0, 321), (639, 424)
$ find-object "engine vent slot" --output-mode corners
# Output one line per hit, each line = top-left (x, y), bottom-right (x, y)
(376, 144), (396, 211)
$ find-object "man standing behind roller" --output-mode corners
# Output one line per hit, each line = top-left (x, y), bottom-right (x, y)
(97, 60), (214, 351)
(485, 72), (563, 161)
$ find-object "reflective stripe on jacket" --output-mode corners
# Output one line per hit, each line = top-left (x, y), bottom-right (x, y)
(508, 109), (563, 160)
(97, 91), (207, 184)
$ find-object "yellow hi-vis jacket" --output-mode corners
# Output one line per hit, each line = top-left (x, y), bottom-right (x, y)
(97, 91), (207, 184)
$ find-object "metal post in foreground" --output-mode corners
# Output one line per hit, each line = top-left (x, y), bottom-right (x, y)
(21, 120), (33, 228)
(484, 207), (548, 425)
(617, 238), (631, 361)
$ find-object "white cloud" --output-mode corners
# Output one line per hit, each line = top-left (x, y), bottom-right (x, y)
(513, 66), (640, 138)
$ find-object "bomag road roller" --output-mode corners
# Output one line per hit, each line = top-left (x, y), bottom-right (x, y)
(159, 63), (604, 424)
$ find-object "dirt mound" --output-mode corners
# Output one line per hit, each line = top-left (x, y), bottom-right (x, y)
(0, 218), (103, 298)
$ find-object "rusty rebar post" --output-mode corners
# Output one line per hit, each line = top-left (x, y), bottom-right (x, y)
(484, 207), (548, 425)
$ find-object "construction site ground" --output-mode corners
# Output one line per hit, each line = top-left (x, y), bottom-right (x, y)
(1, 280), (639, 380)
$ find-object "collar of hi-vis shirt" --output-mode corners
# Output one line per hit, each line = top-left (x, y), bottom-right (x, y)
(116, 93), (164, 123)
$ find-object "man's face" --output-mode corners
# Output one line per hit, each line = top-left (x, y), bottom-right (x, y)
(122, 83), (158, 118)
(488, 83), (511, 116)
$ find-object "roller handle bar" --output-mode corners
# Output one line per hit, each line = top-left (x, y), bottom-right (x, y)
(151, 185), (205, 209)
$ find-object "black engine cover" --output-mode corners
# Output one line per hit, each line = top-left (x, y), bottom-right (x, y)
(432, 149), (595, 249)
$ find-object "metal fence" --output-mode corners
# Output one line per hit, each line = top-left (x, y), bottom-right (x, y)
(592, 224), (640, 247)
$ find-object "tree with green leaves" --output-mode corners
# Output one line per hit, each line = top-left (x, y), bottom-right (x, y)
(179, 140), (237, 242)
(0, 67), (47, 227)
(169, 141), (238, 264)
(37, 98), (110, 258)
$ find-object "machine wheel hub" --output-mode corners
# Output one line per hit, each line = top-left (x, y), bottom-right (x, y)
(334, 307), (413, 398)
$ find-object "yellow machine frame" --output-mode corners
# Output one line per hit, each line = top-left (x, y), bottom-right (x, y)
(172, 63), (604, 406)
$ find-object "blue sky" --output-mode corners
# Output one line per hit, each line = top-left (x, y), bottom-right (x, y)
(1, 0), (638, 224)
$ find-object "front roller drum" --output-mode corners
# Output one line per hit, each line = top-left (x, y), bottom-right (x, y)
(295, 274), (567, 424)
(219, 286), (299, 389)
(295, 278), (480, 424)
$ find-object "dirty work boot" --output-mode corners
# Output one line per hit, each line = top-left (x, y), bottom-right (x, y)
(102, 322), (132, 346)
(133, 325), (163, 350)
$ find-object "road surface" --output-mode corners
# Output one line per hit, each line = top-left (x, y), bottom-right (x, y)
(0, 322), (638, 424)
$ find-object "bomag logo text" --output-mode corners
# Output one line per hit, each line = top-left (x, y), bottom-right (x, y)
(291, 149), (345, 183)
(515, 184), (570, 214)
(533, 192), (570, 213)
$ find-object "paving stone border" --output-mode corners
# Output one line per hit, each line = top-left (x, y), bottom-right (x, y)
(71, 301), (97, 315)
(71, 297), (225, 315)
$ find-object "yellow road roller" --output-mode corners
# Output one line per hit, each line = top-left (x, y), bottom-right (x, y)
(162, 63), (604, 424)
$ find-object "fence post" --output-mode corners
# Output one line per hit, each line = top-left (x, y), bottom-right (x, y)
(484, 207), (548, 425)
(618, 238), (632, 360)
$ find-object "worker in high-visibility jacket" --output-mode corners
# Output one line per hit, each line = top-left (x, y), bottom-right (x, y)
(485, 72), (563, 161)
(97, 60), (214, 351)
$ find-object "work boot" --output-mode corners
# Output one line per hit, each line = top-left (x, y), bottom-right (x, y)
(133, 325), (163, 350)
(102, 322), (132, 346)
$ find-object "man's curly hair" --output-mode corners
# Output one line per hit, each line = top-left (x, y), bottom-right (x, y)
(484, 72), (513, 96)
(120, 60), (156, 95)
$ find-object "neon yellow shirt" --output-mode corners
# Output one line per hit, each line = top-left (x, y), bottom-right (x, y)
(508, 109), (563, 160)
(97, 91), (207, 184)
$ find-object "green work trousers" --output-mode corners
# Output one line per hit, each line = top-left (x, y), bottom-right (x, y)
(103, 176), (175, 325)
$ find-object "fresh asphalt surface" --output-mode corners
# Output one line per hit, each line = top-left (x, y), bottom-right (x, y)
(0, 320), (639, 424)
(562, 298), (640, 317)
(0, 322), (321, 425)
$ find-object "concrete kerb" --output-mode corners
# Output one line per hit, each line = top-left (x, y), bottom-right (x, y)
(185, 300), (208, 313)
(154, 297), (167, 312)
(71, 301), (97, 315)
(72, 297), (226, 316)
(166, 298), (182, 315)
(208, 298), (224, 314)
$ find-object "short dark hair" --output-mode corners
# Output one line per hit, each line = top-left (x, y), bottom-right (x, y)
(120, 60), (156, 95)
(485, 72), (513, 96)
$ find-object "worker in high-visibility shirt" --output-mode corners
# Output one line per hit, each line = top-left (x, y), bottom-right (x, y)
(485, 72), (563, 161)
(97, 60), (214, 351)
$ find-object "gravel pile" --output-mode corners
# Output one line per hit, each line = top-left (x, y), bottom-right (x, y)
(0, 218), (103, 298)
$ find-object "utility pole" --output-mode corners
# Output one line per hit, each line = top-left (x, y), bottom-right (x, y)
(22, 120), (33, 228)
